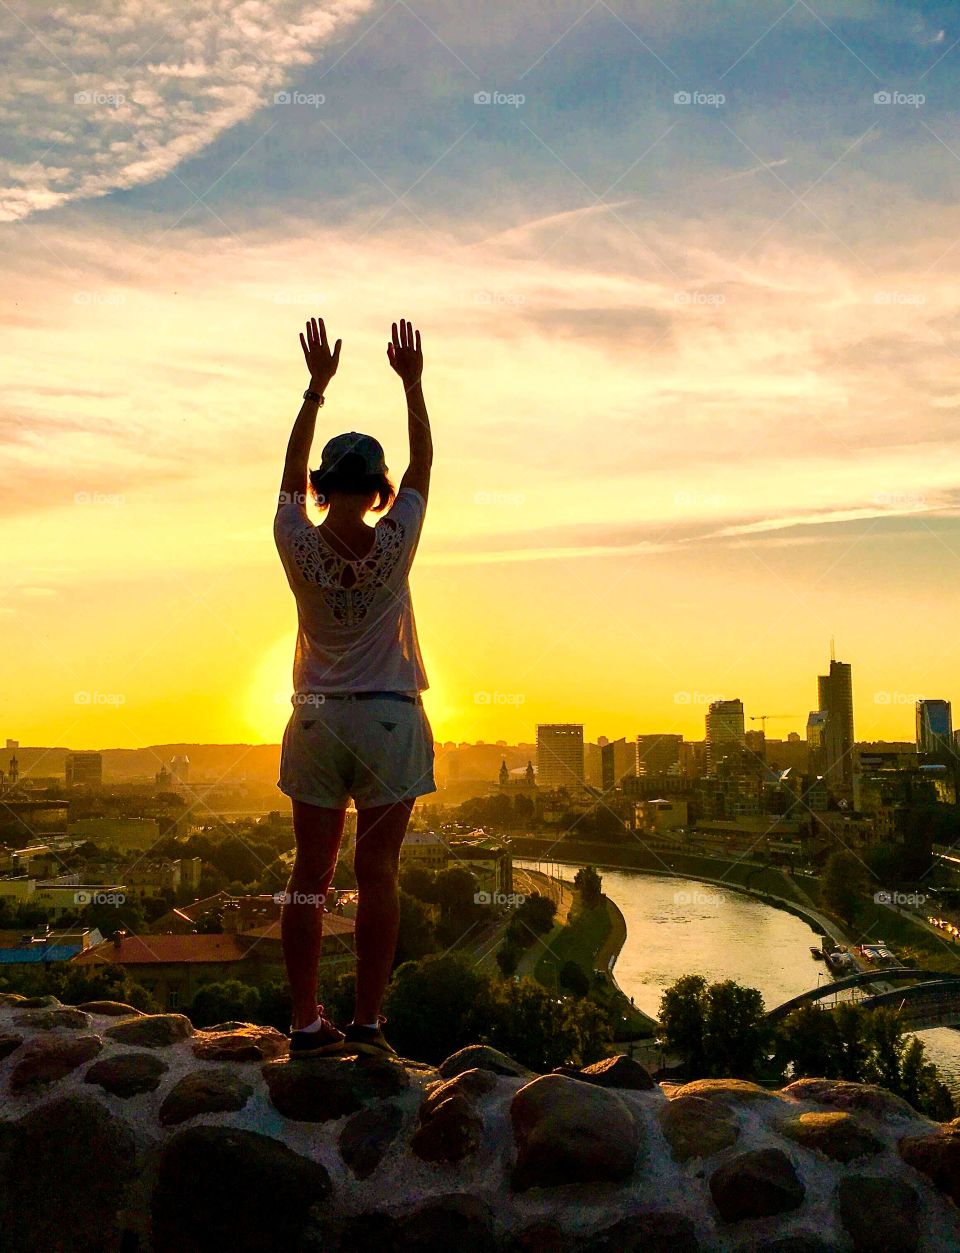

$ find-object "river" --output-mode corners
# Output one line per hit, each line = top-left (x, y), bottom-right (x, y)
(516, 859), (960, 1095)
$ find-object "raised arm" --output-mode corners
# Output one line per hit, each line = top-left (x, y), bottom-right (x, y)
(388, 319), (432, 503)
(279, 316), (341, 506)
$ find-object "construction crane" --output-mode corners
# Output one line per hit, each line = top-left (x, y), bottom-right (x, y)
(750, 715), (798, 732)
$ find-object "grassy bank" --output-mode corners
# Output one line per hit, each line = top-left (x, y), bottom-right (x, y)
(532, 892), (657, 1038)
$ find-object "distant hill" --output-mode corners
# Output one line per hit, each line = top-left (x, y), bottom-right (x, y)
(15, 743), (280, 784)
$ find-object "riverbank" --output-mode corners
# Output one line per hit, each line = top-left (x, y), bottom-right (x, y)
(526, 886), (657, 1037)
(513, 841), (849, 950)
(599, 894), (660, 1038)
(516, 853), (960, 1098)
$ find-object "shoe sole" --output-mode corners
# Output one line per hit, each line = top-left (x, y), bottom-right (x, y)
(341, 1039), (398, 1059)
(289, 1038), (347, 1058)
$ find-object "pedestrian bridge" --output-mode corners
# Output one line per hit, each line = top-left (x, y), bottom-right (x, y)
(767, 969), (960, 1027)
(856, 981), (960, 1030)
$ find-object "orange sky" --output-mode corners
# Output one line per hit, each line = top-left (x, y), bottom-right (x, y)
(3, 1), (960, 751)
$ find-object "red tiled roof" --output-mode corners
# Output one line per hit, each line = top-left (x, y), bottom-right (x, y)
(242, 912), (355, 941)
(72, 933), (247, 965)
(176, 891), (236, 920)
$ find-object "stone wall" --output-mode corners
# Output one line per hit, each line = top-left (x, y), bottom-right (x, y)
(1, 992), (960, 1251)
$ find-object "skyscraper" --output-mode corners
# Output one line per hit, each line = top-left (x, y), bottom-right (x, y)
(635, 733), (683, 776)
(536, 724), (585, 791)
(705, 700), (745, 773)
(601, 737), (637, 791)
(917, 700), (953, 758)
(64, 751), (103, 789)
(817, 658), (854, 791)
(806, 710), (828, 777)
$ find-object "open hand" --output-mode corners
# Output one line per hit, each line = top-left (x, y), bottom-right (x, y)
(387, 319), (423, 386)
(299, 317), (342, 390)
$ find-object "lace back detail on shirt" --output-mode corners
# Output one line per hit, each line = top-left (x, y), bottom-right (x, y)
(290, 519), (406, 626)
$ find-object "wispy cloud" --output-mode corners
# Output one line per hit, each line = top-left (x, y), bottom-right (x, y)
(0, 0), (374, 222)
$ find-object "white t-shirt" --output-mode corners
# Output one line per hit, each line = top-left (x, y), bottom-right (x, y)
(274, 487), (429, 695)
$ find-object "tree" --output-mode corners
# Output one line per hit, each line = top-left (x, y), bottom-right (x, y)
(504, 894), (557, 950)
(188, 979), (260, 1028)
(383, 953), (494, 1063)
(214, 836), (267, 885)
(832, 1001), (872, 1082)
(255, 980), (293, 1033)
(515, 893), (556, 935)
(496, 940), (522, 977)
(486, 979), (576, 1070)
(775, 1001), (955, 1121)
(84, 898), (146, 936)
(561, 996), (615, 1066)
(900, 1035), (955, 1121)
(399, 866), (436, 903)
(863, 1007), (903, 1093)
(574, 866), (603, 907)
(821, 850), (864, 925)
(775, 1003), (839, 1078)
(434, 867), (479, 919)
(659, 975), (770, 1079)
(559, 960), (590, 997)
(659, 974), (708, 1076)
(394, 890), (435, 965)
(702, 979), (770, 1078)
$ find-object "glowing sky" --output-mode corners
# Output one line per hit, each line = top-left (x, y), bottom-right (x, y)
(3, 0), (960, 751)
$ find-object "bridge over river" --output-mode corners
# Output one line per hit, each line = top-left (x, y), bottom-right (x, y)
(768, 969), (960, 1030)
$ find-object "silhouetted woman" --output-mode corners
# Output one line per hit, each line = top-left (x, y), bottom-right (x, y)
(274, 316), (434, 1056)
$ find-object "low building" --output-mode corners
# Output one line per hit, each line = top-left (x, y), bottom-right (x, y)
(71, 916), (355, 1012)
(34, 879), (126, 920)
(400, 833), (449, 873)
(637, 798), (688, 836)
(0, 877), (37, 906)
(450, 846), (512, 896)
(126, 858), (204, 902)
(0, 944), (82, 968)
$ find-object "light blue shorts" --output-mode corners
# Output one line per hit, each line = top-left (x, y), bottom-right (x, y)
(278, 695), (436, 810)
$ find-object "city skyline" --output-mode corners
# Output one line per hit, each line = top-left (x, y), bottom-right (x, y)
(6, 674), (956, 758)
(4, 3), (960, 749)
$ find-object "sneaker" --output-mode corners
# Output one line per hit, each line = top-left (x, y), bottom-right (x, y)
(341, 1015), (398, 1058)
(289, 1006), (345, 1058)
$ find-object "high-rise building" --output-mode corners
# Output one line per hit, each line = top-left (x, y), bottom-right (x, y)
(817, 659), (854, 790)
(600, 737), (637, 791)
(917, 700), (953, 757)
(636, 734), (683, 776)
(806, 711), (828, 777)
(64, 751), (103, 789)
(679, 741), (707, 778)
(705, 700), (745, 773)
(583, 741), (603, 788)
(536, 724), (585, 791)
(744, 729), (766, 760)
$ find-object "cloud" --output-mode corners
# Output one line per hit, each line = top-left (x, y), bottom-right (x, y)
(0, 0), (374, 222)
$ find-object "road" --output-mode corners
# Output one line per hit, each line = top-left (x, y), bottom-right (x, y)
(458, 867), (575, 977)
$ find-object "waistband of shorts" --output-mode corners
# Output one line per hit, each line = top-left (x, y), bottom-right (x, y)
(292, 691), (421, 706)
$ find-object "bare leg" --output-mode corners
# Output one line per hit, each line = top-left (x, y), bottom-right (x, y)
(352, 799), (414, 1024)
(281, 800), (346, 1030)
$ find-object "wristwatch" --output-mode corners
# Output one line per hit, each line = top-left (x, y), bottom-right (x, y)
(303, 389), (325, 405)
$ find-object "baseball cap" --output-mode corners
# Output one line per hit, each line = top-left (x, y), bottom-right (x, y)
(318, 431), (388, 476)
